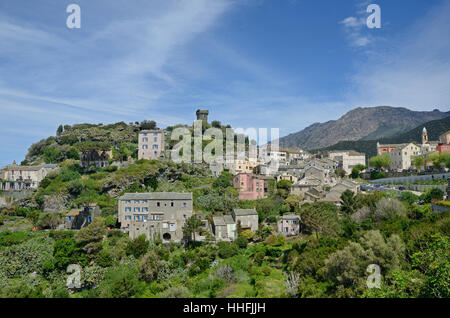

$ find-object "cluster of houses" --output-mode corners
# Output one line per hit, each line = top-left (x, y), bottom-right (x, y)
(376, 128), (450, 170)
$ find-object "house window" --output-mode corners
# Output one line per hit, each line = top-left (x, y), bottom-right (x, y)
(152, 144), (158, 149)
(170, 202), (174, 207)
(87, 216), (92, 223)
(183, 202), (187, 207)
(157, 202), (160, 207)
(154, 137), (158, 142)
(154, 151), (158, 157)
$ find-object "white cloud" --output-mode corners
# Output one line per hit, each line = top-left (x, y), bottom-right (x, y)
(346, 1), (450, 110)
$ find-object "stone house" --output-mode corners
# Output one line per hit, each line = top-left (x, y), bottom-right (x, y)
(118, 192), (193, 243)
(328, 150), (366, 175)
(233, 173), (265, 200)
(212, 215), (236, 241)
(138, 129), (165, 160)
(65, 204), (101, 230)
(80, 149), (112, 168)
(233, 208), (259, 232)
(212, 208), (259, 241)
(0, 161), (59, 191)
(275, 171), (300, 184)
(439, 130), (450, 145)
(290, 176), (321, 195)
(389, 143), (421, 170)
(277, 214), (300, 237)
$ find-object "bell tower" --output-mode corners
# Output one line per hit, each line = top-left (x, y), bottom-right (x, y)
(422, 127), (428, 144)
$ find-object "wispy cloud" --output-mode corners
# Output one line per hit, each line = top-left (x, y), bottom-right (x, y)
(347, 0), (450, 110)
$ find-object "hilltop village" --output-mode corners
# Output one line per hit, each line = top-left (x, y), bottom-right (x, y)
(0, 109), (449, 298)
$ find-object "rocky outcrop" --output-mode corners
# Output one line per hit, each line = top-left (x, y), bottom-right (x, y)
(42, 194), (70, 213)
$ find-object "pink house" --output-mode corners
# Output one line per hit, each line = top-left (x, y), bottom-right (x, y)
(233, 173), (265, 200)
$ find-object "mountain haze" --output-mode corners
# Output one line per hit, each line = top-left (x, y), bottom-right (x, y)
(279, 106), (450, 150)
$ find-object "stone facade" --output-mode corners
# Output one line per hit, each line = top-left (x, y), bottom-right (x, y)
(389, 143), (421, 170)
(80, 149), (112, 168)
(232, 208), (259, 232)
(118, 192), (193, 242)
(196, 109), (209, 122)
(65, 204), (101, 230)
(328, 150), (366, 175)
(0, 161), (59, 191)
(278, 215), (300, 237)
(138, 129), (165, 160)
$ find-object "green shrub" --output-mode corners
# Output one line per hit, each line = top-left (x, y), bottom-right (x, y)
(217, 242), (239, 259)
(235, 236), (248, 248)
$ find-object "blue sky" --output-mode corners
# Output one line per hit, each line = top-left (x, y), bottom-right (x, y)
(1, 0), (450, 166)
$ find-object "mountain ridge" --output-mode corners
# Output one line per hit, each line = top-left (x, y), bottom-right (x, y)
(279, 106), (450, 150)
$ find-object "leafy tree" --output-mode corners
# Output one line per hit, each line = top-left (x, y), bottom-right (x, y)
(351, 164), (367, 179)
(139, 251), (163, 282)
(75, 218), (106, 258)
(213, 171), (233, 189)
(412, 155), (425, 170)
(217, 242), (239, 258)
(369, 154), (392, 170)
(183, 215), (203, 244)
(53, 238), (88, 269)
(420, 187), (444, 203)
(235, 235), (248, 248)
(299, 202), (342, 238)
(105, 216), (117, 228)
(56, 124), (63, 136)
(240, 229), (255, 241)
(211, 120), (222, 128)
(36, 213), (61, 230)
(340, 190), (359, 215)
(374, 198), (407, 221)
(126, 234), (149, 258)
(140, 120), (157, 130)
(411, 234), (449, 298)
(399, 191), (419, 205)
(0, 216), (3, 225)
(284, 195), (302, 213)
(43, 147), (61, 163)
(99, 264), (141, 298)
(277, 180), (293, 190)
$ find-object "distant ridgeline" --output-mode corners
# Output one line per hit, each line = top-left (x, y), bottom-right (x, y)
(313, 115), (450, 158)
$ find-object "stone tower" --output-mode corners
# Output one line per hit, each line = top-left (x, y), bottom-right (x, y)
(422, 127), (428, 144)
(196, 109), (209, 123)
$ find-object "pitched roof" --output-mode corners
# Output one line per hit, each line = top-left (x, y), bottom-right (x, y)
(282, 214), (300, 220)
(212, 216), (226, 226)
(2, 163), (59, 171)
(119, 192), (192, 200)
(67, 209), (82, 216)
(223, 215), (235, 224)
(233, 208), (258, 216)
